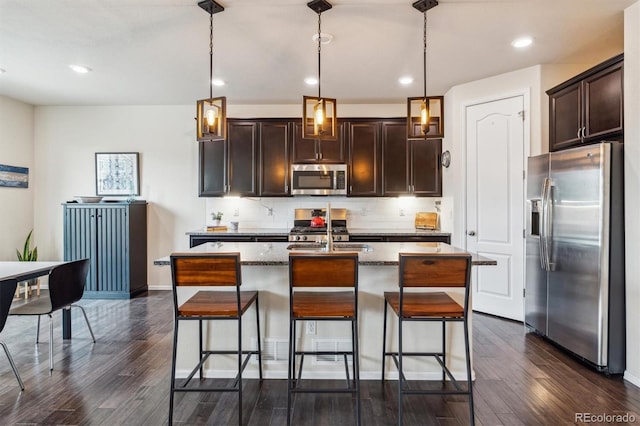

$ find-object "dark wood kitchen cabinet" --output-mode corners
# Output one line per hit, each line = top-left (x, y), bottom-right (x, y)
(63, 202), (147, 299)
(548, 54), (623, 152)
(259, 121), (290, 196)
(199, 119), (258, 196)
(382, 121), (442, 197)
(345, 120), (381, 196)
(292, 121), (345, 163)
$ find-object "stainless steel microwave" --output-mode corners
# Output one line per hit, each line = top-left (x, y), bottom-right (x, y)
(291, 164), (347, 195)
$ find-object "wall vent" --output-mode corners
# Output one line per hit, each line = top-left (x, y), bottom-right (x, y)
(312, 338), (352, 364)
(251, 337), (288, 364)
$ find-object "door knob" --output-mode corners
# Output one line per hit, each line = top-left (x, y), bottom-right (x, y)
(467, 231), (476, 236)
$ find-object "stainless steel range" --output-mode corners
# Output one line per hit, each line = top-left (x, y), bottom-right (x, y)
(288, 208), (349, 242)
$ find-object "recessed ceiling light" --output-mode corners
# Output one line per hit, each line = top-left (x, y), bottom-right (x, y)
(212, 79), (225, 86)
(399, 76), (414, 85)
(511, 37), (533, 49)
(69, 64), (92, 74)
(304, 77), (318, 85)
(311, 32), (333, 45)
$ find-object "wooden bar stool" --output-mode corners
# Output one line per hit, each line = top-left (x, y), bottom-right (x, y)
(287, 252), (361, 426)
(381, 253), (474, 426)
(169, 253), (262, 426)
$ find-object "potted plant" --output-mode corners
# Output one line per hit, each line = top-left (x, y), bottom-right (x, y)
(211, 211), (223, 226)
(16, 230), (39, 298)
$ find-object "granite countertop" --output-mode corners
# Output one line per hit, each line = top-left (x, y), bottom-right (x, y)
(154, 241), (495, 267)
(187, 228), (290, 236)
(186, 228), (451, 237)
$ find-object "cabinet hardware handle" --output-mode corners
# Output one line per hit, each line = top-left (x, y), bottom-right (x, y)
(468, 230), (476, 236)
(577, 128), (581, 139)
(582, 126), (586, 139)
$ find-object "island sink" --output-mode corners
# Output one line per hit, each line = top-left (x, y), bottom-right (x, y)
(286, 243), (373, 252)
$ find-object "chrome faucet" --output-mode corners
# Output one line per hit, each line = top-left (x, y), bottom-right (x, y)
(325, 203), (333, 251)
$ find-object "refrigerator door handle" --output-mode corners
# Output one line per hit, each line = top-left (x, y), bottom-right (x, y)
(541, 178), (552, 271)
(543, 178), (556, 271)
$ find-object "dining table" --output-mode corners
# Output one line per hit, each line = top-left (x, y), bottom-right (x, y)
(0, 261), (74, 339)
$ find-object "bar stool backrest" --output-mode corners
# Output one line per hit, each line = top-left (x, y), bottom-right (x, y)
(289, 252), (358, 288)
(399, 253), (471, 288)
(171, 253), (241, 287)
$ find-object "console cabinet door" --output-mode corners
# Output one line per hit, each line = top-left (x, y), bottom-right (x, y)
(549, 83), (582, 151)
(260, 121), (290, 196)
(292, 121), (345, 163)
(583, 61), (623, 141)
(347, 121), (380, 196)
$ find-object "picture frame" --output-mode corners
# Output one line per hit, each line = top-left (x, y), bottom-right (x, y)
(95, 152), (140, 196)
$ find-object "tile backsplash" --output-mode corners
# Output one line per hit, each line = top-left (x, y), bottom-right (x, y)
(204, 197), (453, 232)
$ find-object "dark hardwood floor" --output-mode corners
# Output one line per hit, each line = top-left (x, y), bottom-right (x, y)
(0, 291), (638, 425)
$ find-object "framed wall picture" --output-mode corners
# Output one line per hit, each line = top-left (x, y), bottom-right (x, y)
(95, 152), (140, 196)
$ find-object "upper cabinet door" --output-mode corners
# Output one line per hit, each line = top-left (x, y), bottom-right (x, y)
(549, 83), (582, 151)
(382, 121), (410, 196)
(227, 120), (258, 196)
(347, 121), (381, 196)
(199, 140), (226, 196)
(260, 121), (290, 196)
(412, 139), (442, 196)
(584, 61), (623, 140)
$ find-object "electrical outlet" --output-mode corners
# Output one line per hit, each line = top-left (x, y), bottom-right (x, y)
(306, 321), (316, 335)
(266, 207), (273, 216)
(361, 207), (367, 216)
(234, 209), (240, 217)
(399, 208), (405, 216)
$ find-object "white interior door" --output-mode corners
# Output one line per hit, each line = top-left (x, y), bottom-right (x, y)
(466, 95), (525, 321)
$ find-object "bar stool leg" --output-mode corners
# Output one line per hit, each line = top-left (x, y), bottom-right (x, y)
(441, 320), (446, 382)
(287, 317), (295, 426)
(464, 317), (475, 426)
(255, 295), (263, 381)
(352, 319), (361, 426)
(169, 319), (179, 424)
(199, 320), (204, 379)
(381, 300), (388, 382)
(237, 316), (243, 426)
(398, 315), (403, 426)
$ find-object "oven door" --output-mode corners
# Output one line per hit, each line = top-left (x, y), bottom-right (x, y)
(291, 164), (346, 195)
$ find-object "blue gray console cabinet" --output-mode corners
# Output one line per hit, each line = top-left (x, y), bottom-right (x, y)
(63, 202), (148, 299)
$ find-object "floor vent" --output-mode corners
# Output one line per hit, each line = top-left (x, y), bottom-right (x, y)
(251, 337), (288, 364)
(312, 338), (353, 365)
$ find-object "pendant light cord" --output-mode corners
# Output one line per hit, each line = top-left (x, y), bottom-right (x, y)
(209, 12), (214, 100)
(423, 10), (427, 101)
(317, 12), (322, 98)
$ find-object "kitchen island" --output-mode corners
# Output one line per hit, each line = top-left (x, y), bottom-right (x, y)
(156, 242), (495, 381)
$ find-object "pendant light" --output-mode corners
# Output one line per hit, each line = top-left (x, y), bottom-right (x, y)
(407, 0), (444, 140)
(302, 0), (337, 140)
(196, 0), (226, 142)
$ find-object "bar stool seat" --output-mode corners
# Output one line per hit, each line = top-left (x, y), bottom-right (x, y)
(287, 252), (361, 426)
(292, 291), (356, 318)
(382, 253), (474, 426)
(168, 252), (262, 426)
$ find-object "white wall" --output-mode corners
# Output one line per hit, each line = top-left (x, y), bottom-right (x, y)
(624, 0), (640, 387)
(0, 96), (35, 260)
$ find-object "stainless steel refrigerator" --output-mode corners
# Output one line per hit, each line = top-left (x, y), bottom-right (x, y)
(525, 142), (625, 374)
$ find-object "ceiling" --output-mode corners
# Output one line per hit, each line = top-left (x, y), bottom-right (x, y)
(0, 0), (635, 106)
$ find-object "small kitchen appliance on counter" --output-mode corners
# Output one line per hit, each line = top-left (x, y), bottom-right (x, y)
(289, 208), (348, 242)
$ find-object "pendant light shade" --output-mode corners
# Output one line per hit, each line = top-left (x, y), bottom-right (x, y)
(407, 0), (444, 140)
(302, 0), (337, 140)
(196, 0), (226, 142)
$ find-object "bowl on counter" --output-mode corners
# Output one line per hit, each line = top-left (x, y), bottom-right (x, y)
(74, 196), (103, 203)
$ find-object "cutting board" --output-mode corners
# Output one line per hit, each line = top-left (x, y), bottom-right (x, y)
(415, 212), (438, 230)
